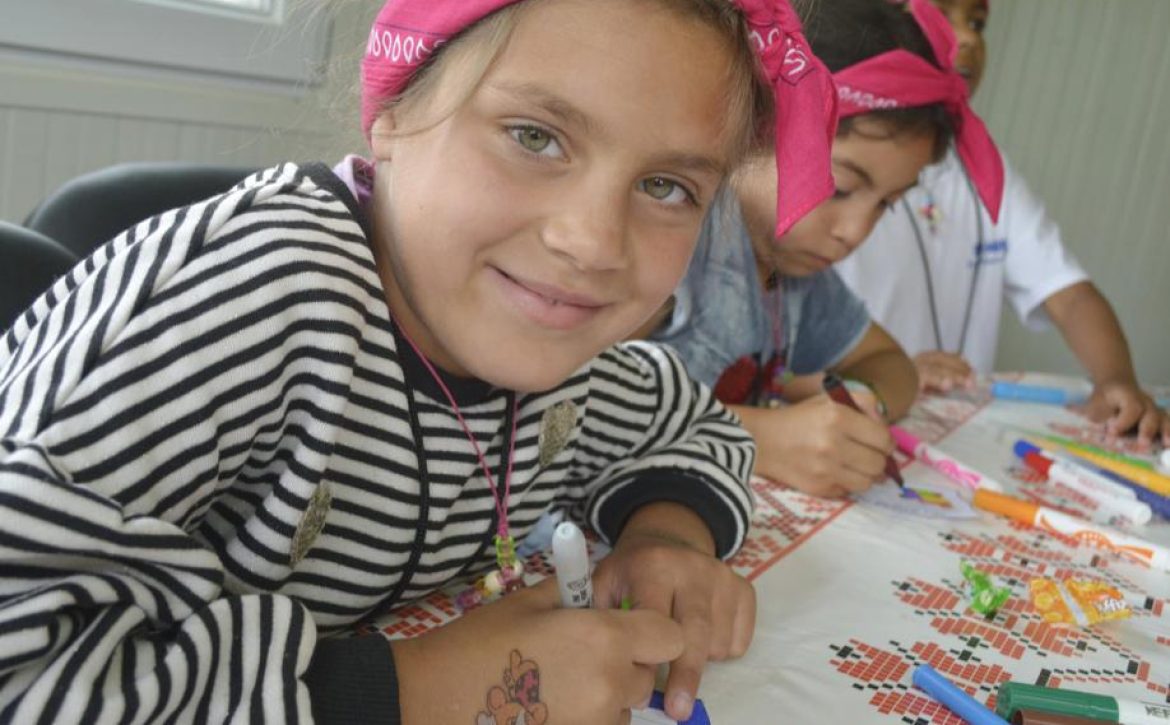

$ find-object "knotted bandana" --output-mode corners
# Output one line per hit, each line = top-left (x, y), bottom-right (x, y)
(832, 0), (1003, 220)
(360, 0), (837, 237)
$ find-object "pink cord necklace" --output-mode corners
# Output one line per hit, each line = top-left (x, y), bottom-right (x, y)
(395, 324), (525, 609)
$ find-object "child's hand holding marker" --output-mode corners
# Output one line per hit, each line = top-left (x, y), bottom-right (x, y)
(736, 381), (898, 498)
(393, 576), (685, 725)
(591, 502), (756, 722)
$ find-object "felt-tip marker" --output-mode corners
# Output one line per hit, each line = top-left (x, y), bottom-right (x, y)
(1014, 441), (1153, 525)
(991, 381), (1089, 406)
(552, 521), (592, 608)
(997, 681), (1170, 724)
(912, 664), (1009, 725)
(822, 373), (904, 487)
(973, 489), (1170, 571)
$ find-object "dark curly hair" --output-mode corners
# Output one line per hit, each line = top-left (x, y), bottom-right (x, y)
(802, 0), (954, 160)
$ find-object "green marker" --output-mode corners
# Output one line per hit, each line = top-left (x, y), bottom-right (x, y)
(996, 681), (1170, 724)
(620, 596), (632, 611)
(1023, 430), (1156, 471)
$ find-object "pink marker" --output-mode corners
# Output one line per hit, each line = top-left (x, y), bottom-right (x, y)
(890, 425), (1005, 493)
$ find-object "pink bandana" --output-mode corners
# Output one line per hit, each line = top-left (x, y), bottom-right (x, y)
(832, 0), (1003, 221)
(360, 0), (836, 238)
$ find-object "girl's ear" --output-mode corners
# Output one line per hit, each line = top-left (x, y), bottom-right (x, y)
(369, 113), (397, 161)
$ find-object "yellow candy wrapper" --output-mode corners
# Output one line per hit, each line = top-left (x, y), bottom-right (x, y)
(1029, 578), (1131, 627)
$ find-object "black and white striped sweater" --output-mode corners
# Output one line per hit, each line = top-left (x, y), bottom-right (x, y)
(0, 163), (755, 724)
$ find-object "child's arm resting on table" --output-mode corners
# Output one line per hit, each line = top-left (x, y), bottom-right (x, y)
(1044, 280), (1169, 445)
(573, 341), (757, 722)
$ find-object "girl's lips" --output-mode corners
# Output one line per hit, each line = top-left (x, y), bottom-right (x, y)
(491, 267), (606, 331)
(805, 252), (834, 271)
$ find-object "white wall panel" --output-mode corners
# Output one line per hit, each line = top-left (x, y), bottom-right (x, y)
(0, 0), (375, 224)
(976, 0), (1170, 382)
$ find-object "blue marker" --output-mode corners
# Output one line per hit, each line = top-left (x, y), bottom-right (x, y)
(633, 692), (711, 725)
(1016, 440), (1170, 521)
(991, 381), (1087, 405)
(912, 664), (1009, 725)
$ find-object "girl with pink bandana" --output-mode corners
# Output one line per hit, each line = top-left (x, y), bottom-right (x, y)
(650, 0), (1002, 498)
(0, 1), (836, 723)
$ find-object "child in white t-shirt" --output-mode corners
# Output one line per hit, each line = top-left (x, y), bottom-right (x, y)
(836, 0), (1169, 446)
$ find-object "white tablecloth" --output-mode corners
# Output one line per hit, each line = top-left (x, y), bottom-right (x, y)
(360, 374), (1170, 724)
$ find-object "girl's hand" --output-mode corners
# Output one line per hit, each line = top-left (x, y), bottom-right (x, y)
(745, 395), (895, 498)
(392, 578), (684, 725)
(1082, 379), (1170, 447)
(914, 351), (976, 393)
(592, 504), (755, 722)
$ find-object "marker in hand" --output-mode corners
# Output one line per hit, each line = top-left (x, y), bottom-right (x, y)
(552, 521), (592, 608)
(822, 373), (904, 487)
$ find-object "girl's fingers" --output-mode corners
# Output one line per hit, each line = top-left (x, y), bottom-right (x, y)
(729, 578), (756, 659)
(621, 663), (658, 711)
(662, 593), (712, 722)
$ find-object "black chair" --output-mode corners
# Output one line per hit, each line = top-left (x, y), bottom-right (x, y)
(0, 221), (78, 333)
(24, 162), (258, 259)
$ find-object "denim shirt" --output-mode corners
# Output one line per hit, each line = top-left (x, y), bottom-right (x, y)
(653, 188), (871, 390)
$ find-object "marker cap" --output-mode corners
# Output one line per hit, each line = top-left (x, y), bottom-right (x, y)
(1014, 440), (1042, 459)
(1011, 708), (1115, 725)
(973, 489), (1037, 524)
(996, 682), (1119, 721)
(552, 521), (592, 608)
(1022, 451), (1054, 477)
(891, 425), (922, 456)
(912, 665), (1008, 725)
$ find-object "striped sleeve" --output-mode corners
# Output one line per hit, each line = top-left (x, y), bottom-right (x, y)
(579, 341), (756, 559)
(0, 164), (383, 723)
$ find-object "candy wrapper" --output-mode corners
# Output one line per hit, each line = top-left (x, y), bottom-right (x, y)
(960, 561), (1011, 618)
(1028, 578), (1131, 627)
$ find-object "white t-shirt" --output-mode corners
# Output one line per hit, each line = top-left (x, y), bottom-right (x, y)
(835, 147), (1088, 372)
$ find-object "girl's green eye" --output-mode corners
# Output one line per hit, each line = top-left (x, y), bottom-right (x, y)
(642, 177), (679, 200)
(515, 127), (552, 153)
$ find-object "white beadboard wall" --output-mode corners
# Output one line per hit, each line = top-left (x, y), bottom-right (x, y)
(0, 0), (377, 225)
(974, 0), (1170, 382)
(1, 1), (1166, 380)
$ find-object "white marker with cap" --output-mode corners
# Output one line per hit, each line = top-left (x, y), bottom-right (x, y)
(552, 521), (592, 608)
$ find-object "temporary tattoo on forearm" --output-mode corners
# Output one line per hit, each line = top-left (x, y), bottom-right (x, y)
(475, 649), (548, 725)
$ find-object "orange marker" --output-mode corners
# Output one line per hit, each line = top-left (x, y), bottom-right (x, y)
(972, 489), (1170, 571)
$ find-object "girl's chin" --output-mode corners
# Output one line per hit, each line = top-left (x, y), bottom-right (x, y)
(474, 358), (586, 394)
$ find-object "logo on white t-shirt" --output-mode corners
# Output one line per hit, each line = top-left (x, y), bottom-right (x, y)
(970, 238), (1008, 267)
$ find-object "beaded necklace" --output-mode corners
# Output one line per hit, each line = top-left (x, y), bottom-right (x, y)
(395, 326), (524, 610)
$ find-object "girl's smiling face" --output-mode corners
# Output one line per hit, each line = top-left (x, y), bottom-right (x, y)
(368, 0), (737, 392)
(737, 117), (938, 280)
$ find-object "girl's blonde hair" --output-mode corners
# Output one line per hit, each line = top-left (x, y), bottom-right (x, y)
(379, 0), (775, 166)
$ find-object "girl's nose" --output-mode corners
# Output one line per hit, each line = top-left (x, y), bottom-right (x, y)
(829, 207), (878, 253)
(539, 181), (630, 272)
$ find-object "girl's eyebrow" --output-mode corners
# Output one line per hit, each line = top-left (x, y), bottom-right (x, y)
(487, 81), (599, 134)
(647, 151), (726, 178)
